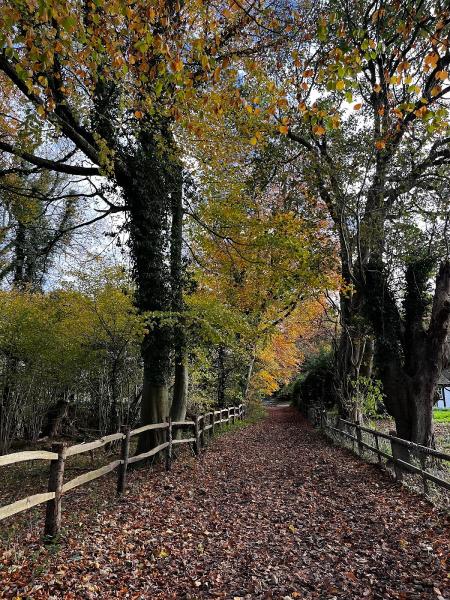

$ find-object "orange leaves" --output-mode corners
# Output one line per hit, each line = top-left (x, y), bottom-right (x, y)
(424, 52), (439, 69)
(353, 103), (362, 110)
(431, 86), (442, 97)
(436, 70), (449, 81)
(371, 8), (385, 22)
(313, 124), (325, 136)
(414, 105), (428, 118)
(374, 139), (386, 150)
(172, 58), (183, 73)
(278, 124), (289, 135)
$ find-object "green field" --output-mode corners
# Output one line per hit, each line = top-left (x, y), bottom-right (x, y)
(433, 409), (450, 423)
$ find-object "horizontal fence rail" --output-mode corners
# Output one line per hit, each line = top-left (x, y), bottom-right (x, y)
(0, 404), (245, 539)
(308, 408), (450, 499)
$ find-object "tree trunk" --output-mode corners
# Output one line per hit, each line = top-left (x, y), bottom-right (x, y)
(362, 259), (450, 446)
(171, 357), (188, 422)
(119, 122), (179, 453)
(170, 164), (188, 423)
(40, 395), (70, 439)
(138, 366), (169, 451)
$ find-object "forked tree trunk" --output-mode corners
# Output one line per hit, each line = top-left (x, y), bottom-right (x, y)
(364, 259), (450, 447)
(120, 123), (177, 453)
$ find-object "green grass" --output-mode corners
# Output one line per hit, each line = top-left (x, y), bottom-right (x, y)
(433, 409), (450, 423)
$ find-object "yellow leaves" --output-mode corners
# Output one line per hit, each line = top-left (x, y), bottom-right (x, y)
(313, 124), (325, 136)
(389, 75), (400, 85)
(336, 80), (345, 91)
(436, 70), (449, 81)
(249, 131), (263, 145)
(330, 115), (340, 129)
(201, 54), (210, 71)
(158, 548), (169, 558)
(36, 105), (46, 118)
(288, 524), (297, 533)
(373, 84), (382, 93)
(374, 139), (386, 150)
(279, 125), (289, 135)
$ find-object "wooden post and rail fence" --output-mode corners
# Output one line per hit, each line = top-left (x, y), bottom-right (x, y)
(0, 404), (244, 539)
(307, 407), (450, 497)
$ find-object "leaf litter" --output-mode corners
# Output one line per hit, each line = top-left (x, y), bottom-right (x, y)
(0, 407), (448, 599)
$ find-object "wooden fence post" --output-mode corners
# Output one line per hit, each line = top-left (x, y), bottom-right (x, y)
(374, 432), (382, 465)
(227, 408), (230, 424)
(390, 437), (404, 482)
(211, 411), (215, 436)
(419, 451), (429, 495)
(44, 442), (66, 539)
(356, 425), (363, 456)
(232, 407), (236, 425)
(165, 417), (172, 471)
(194, 415), (200, 456)
(200, 415), (206, 447)
(117, 426), (131, 495)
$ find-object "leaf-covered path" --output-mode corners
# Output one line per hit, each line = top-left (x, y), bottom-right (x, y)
(1, 408), (449, 599)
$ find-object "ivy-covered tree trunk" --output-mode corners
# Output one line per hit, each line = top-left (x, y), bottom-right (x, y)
(363, 259), (450, 446)
(333, 235), (373, 420)
(120, 125), (174, 453)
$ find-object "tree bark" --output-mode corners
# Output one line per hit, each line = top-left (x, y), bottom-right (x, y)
(119, 122), (178, 453)
(40, 395), (70, 439)
(170, 165), (188, 423)
(362, 259), (450, 446)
